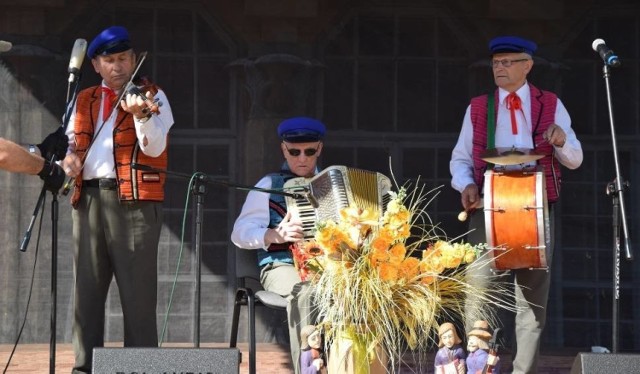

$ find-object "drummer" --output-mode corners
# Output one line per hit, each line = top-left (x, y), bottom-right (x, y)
(449, 35), (583, 373)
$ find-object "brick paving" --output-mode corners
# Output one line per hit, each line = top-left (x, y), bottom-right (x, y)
(1, 342), (577, 373)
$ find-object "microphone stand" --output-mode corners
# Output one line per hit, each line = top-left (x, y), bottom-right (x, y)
(130, 163), (307, 347)
(600, 62), (633, 353)
(18, 72), (82, 374)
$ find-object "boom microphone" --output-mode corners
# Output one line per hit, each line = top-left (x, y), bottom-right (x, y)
(303, 188), (319, 209)
(592, 38), (621, 67)
(68, 38), (87, 82)
(0, 40), (12, 52)
(131, 162), (157, 172)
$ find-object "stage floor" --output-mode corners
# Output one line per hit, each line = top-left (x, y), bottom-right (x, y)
(1, 342), (577, 373)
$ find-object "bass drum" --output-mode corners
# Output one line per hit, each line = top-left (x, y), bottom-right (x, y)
(483, 168), (550, 271)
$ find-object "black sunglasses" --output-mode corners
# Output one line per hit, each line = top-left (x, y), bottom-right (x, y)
(284, 143), (320, 157)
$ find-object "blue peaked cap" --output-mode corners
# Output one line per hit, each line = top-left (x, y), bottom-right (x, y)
(87, 26), (131, 59)
(489, 36), (537, 56)
(277, 117), (326, 143)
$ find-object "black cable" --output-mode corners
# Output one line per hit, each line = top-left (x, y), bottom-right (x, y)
(2, 193), (46, 373)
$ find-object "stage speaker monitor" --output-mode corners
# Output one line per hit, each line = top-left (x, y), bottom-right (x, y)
(92, 347), (240, 374)
(570, 352), (640, 374)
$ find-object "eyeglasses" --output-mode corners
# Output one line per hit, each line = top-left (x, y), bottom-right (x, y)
(284, 143), (320, 157)
(491, 58), (529, 68)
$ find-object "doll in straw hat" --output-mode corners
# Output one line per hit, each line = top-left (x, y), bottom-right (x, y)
(434, 322), (466, 374)
(466, 320), (501, 374)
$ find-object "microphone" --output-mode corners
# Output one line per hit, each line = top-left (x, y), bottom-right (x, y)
(304, 188), (319, 209)
(0, 40), (12, 52)
(131, 162), (157, 172)
(68, 38), (87, 82)
(592, 38), (621, 67)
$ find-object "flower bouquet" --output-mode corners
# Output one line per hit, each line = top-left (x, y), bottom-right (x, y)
(293, 184), (512, 373)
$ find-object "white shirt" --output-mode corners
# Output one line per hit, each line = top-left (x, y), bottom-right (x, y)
(65, 82), (174, 180)
(230, 176), (274, 250)
(450, 82), (583, 193)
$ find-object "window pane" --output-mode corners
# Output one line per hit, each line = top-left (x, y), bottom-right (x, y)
(397, 61), (436, 132)
(357, 61), (393, 131)
(437, 61), (469, 133)
(157, 9), (193, 53)
(157, 57), (194, 128)
(359, 16), (394, 56)
(398, 17), (435, 57)
(324, 60), (354, 130)
(197, 59), (229, 129)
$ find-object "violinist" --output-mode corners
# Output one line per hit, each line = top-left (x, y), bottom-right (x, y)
(59, 25), (174, 374)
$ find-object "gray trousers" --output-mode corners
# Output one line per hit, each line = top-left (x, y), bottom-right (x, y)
(261, 262), (315, 374)
(465, 207), (554, 374)
(71, 187), (162, 373)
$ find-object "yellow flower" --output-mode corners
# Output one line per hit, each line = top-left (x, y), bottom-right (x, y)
(441, 252), (462, 268)
(421, 250), (445, 274)
(339, 205), (379, 226)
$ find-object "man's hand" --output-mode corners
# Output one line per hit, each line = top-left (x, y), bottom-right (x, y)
(37, 127), (69, 161)
(38, 160), (66, 193)
(543, 123), (567, 147)
(461, 183), (481, 211)
(265, 211), (304, 245)
(121, 91), (156, 120)
(61, 153), (83, 178)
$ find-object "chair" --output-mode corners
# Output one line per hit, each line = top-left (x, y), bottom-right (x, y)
(229, 248), (288, 374)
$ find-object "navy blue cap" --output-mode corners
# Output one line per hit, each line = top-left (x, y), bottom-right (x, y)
(489, 36), (537, 56)
(277, 117), (326, 143)
(87, 26), (131, 59)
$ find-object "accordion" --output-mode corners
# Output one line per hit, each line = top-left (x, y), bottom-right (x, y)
(283, 165), (393, 240)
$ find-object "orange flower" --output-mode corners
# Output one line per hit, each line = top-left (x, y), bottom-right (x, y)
(369, 248), (388, 267)
(371, 236), (391, 253)
(421, 273), (436, 285)
(388, 243), (406, 266)
(399, 257), (420, 280)
(378, 262), (399, 282)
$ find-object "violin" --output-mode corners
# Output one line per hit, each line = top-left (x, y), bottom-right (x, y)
(128, 75), (162, 115)
(481, 328), (502, 374)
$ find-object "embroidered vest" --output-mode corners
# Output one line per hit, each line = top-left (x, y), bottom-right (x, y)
(71, 85), (167, 208)
(256, 170), (298, 267)
(469, 84), (562, 202)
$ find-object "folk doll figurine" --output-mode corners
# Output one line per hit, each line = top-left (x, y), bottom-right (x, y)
(466, 320), (501, 374)
(434, 322), (466, 374)
(300, 325), (327, 374)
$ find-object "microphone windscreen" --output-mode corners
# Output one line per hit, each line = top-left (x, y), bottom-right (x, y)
(68, 39), (87, 72)
(0, 40), (12, 52)
(591, 38), (605, 52)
